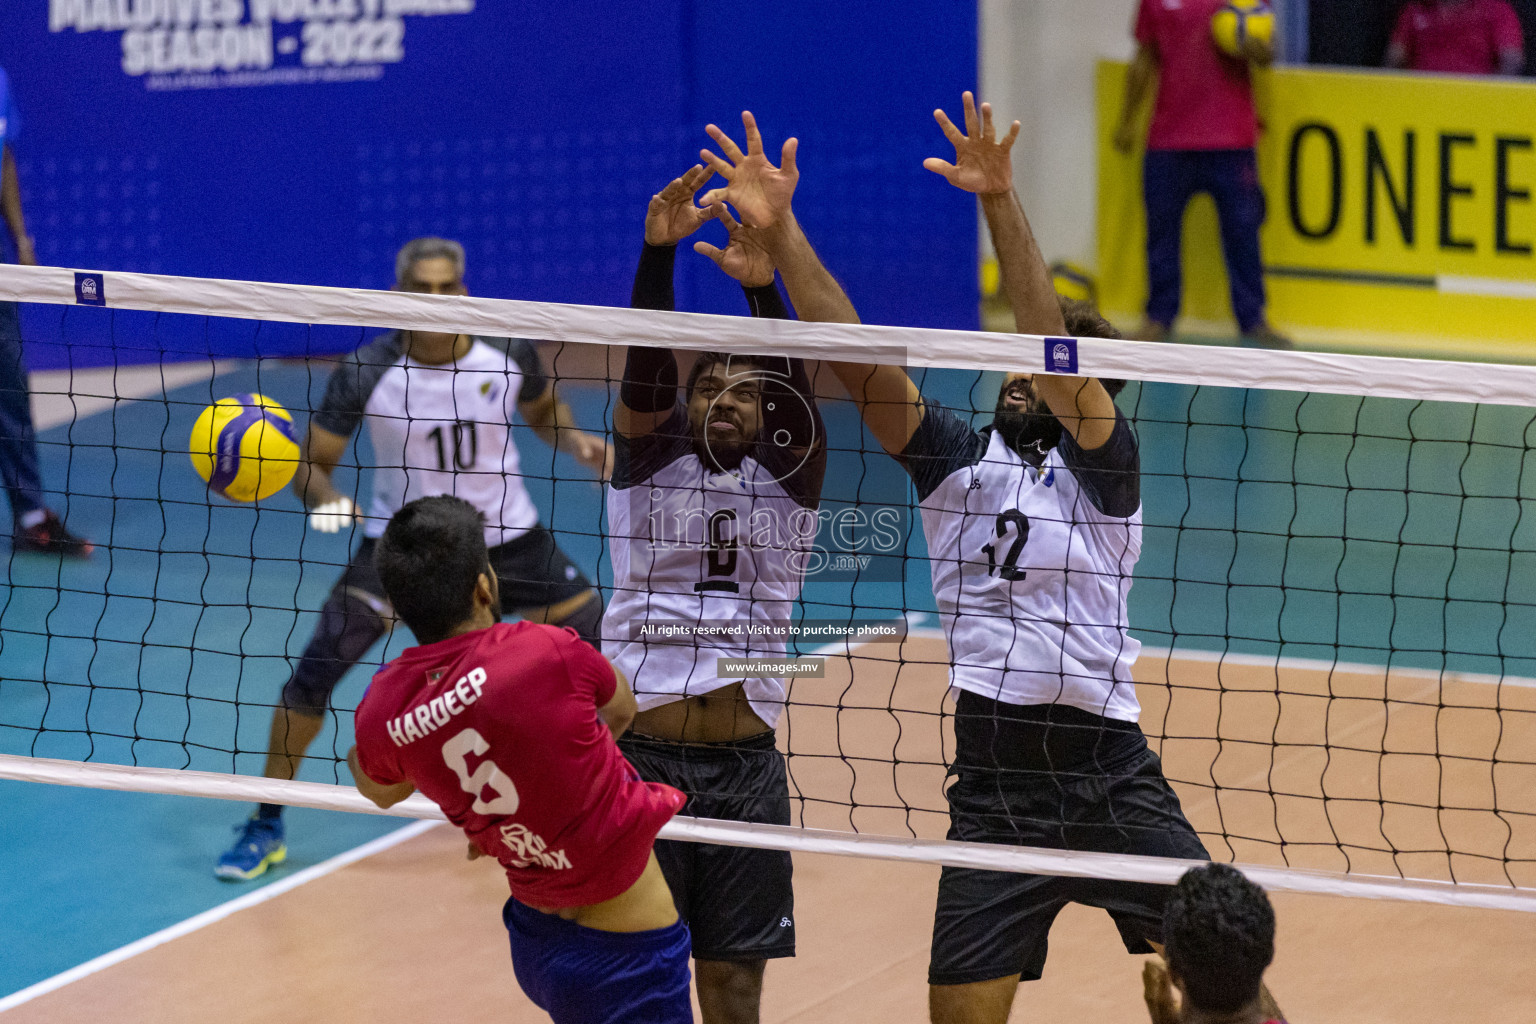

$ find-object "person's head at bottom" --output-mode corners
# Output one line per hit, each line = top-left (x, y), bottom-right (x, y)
(1147, 863), (1281, 1024)
(375, 494), (498, 643)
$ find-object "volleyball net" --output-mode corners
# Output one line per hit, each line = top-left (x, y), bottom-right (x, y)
(1, 263), (1534, 914)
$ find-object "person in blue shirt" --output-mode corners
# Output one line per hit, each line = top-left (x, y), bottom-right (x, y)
(0, 66), (91, 556)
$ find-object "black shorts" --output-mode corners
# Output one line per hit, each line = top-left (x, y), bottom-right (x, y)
(618, 731), (795, 962)
(929, 724), (1209, 986)
(342, 525), (592, 613)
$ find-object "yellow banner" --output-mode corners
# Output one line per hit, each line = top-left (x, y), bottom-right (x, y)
(1096, 62), (1536, 357)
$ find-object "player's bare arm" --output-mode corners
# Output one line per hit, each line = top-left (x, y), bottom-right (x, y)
(930, 91), (1117, 451)
(346, 745), (415, 809)
(597, 666), (637, 739)
(1115, 43), (1159, 154)
(1, 146), (36, 265)
(293, 423), (361, 532)
(520, 383), (615, 482)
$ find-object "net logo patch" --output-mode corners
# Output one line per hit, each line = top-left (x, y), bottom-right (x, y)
(1045, 337), (1077, 374)
(74, 273), (106, 306)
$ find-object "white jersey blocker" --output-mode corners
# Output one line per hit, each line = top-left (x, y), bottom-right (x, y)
(901, 402), (1144, 723)
(312, 332), (547, 548)
(604, 406), (824, 728)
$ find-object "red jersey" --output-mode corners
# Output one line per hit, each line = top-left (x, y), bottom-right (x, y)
(1391, 0), (1524, 75)
(1135, 0), (1259, 151)
(354, 621), (685, 909)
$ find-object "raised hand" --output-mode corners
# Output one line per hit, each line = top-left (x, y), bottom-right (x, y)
(693, 205), (776, 288)
(698, 111), (799, 229)
(1141, 960), (1182, 1024)
(923, 90), (1020, 196)
(645, 165), (714, 246)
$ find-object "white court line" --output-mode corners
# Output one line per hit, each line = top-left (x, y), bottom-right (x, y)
(0, 819), (440, 1013)
(28, 360), (232, 431)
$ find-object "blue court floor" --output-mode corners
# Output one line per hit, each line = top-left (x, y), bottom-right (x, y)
(3, 350), (1534, 997)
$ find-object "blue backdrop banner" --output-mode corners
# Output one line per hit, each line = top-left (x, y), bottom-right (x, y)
(4, 2), (977, 367)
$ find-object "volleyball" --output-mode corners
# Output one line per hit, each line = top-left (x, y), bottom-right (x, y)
(1211, 0), (1274, 58)
(1050, 260), (1099, 307)
(189, 393), (300, 503)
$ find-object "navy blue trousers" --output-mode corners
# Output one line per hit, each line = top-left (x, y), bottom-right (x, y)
(0, 296), (44, 527)
(1142, 148), (1267, 334)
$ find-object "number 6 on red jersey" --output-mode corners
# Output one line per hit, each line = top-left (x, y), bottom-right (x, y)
(442, 727), (520, 814)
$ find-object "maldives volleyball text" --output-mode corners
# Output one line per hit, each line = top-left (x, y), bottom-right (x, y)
(48, 0), (476, 83)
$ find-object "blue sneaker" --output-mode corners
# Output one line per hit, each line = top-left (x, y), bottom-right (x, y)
(216, 816), (287, 880)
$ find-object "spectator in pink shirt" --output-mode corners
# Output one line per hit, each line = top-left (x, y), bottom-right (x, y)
(1114, 0), (1291, 349)
(1387, 0), (1526, 75)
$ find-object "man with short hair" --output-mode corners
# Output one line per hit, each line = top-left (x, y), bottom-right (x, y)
(1114, 0), (1290, 348)
(349, 495), (692, 1024)
(1387, 0), (1525, 76)
(216, 237), (611, 880)
(0, 63), (92, 556)
(1142, 863), (1287, 1024)
(605, 165), (824, 1024)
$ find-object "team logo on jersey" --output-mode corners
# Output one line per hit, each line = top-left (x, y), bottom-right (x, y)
(499, 822), (572, 870)
(479, 378), (502, 403)
(74, 272), (106, 306)
(1045, 337), (1078, 375)
(427, 669), (445, 684)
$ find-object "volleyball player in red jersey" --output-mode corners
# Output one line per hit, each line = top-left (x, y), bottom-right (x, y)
(348, 495), (692, 1024)
(1141, 864), (1287, 1024)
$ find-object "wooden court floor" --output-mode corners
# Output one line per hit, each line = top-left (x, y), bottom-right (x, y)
(8, 637), (1535, 1023)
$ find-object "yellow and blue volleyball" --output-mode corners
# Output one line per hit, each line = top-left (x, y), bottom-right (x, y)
(1050, 261), (1099, 307)
(189, 394), (300, 503)
(1211, 0), (1275, 58)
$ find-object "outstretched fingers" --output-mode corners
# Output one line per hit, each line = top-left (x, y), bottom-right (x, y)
(779, 136), (799, 177)
(705, 122), (746, 164)
(683, 163), (713, 192)
(922, 156), (959, 181)
(980, 100), (996, 142)
(932, 107), (964, 147)
(699, 148), (737, 181)
(961, 90), (980, 137)
(660, 166), (702, 199)
(1001, 120), (1021, 151)
(741, 110), (764, 155)
(693, 239), (726, 265)
(710, 204), (743, 232)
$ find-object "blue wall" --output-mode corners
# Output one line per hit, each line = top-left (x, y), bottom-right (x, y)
(2, 2), (977, 368)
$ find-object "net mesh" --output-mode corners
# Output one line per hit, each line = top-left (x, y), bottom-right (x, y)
(1, 267), (1534, 905)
